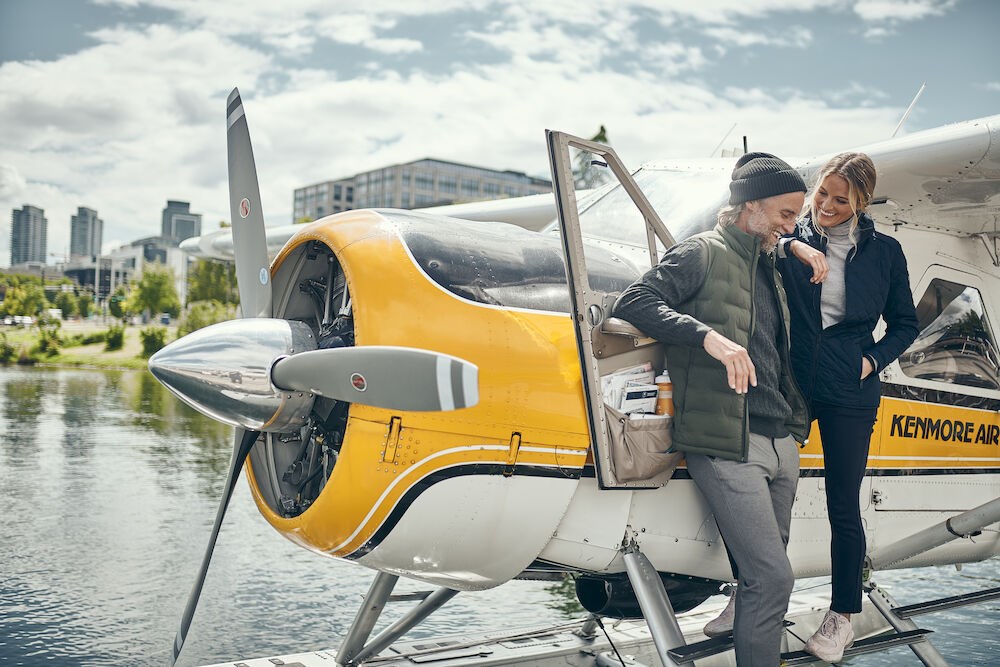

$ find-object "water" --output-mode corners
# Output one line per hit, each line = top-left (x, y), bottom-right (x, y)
(0, 366), (996, 666)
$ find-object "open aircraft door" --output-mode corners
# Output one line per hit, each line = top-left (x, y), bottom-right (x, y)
(546, 131), (676, 489)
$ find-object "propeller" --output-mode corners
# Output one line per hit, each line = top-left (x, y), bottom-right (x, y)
(271, 346), (479, 412)
(171, 428), (257, 664)
(226, 87), (271, 319)
(170, 87), (271, 665)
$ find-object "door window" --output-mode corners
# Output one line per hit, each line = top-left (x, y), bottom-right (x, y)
(898, 277), (1000, 390)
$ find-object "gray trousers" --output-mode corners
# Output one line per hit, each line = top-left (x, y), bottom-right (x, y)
(686, 433), (799, 667)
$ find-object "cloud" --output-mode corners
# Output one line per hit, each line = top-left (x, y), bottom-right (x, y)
(981, 82), (1000, 92)
(852, 0), (958, 22)
(703, 26), (813, 48)
(0, 164), (27, 200)
(645, 43), (709, 76)
(0, 1), (970, 267)
(853, 0), (959, 37)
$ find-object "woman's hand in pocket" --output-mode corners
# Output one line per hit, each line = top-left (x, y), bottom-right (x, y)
(861, 356), (875, 380)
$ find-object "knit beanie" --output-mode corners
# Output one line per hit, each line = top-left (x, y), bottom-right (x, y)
(728, 152), (807, 205)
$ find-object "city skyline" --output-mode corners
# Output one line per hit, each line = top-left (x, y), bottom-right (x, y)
(1, 0), (998, 267)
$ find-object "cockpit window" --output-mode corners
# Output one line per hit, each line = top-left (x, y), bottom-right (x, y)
(898, 278), (1000, 390)
(574, 168), (731, 252)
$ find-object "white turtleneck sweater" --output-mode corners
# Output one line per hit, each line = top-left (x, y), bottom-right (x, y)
(821, 217), (855, 329)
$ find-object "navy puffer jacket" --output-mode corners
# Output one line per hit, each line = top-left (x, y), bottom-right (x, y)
(778, 213), (919, 409)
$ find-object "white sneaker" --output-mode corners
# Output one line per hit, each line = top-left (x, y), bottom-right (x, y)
(703, 592), (736, 637)
(804, 610), (855, 663)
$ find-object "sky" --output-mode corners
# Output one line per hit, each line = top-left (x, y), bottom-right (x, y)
(0, 0), (997, 267)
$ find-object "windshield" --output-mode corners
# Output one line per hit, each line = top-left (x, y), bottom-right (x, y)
(572, 166), (731, 249)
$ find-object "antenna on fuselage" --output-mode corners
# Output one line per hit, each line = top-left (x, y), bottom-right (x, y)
(892, 82), (927, 138)
(708, 122), (738, 157)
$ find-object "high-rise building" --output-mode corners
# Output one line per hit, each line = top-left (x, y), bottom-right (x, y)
(70, 206), (103, 260)
(292, 158), (552, 222)
(161, 200), (202, 244)
(10, 204), (47, 266)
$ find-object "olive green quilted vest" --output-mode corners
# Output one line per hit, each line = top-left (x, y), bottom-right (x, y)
(665, 224), (808, 461)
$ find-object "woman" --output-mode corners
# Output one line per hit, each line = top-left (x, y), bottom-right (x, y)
(780, 152), (919, 662)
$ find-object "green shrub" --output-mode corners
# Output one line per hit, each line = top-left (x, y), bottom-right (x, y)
(0, 333), (15, 364)
(139, 326), (167, 358)
(17, 346), (37, 365)
(32, 325), (62, 357)
(178, 300), (236, 337)
(81, 331), (107, 345)
(105, 324), (125, 351)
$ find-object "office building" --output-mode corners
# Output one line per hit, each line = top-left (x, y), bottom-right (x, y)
(10, 204), (47, 266)
(293, 158), (551, 222)
(70, 206), (103, 260)
(161, 200), (202, 244)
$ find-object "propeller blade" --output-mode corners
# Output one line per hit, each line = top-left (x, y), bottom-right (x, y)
(227, 87), (272, 318)
(171, 428), (259, 665)
(270, 346), (479, 412)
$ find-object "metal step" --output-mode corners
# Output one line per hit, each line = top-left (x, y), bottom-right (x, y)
(782, 629), (932, 666)
(666, 635), (734, 663)
(666, 621), (793, 662)
(892, 586), (1000, 619)
(669, 627), (931, 664)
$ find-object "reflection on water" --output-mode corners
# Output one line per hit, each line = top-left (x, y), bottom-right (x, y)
(0, 365), (996, 666)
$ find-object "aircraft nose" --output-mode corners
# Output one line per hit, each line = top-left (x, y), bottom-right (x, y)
(149, 318), (317, 431)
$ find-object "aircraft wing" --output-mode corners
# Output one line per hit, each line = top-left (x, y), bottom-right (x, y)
(800, 114), (1000, 237)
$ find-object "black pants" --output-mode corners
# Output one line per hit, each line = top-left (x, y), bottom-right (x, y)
(813, 400), (878, 614)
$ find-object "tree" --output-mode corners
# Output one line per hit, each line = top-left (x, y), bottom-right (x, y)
(54, 291), (79, 318)
(573, 124), (614, 190)
(127, 264), (181, 319)
(0, 283), (48, 317)
(178, 300), (237, 336)
(109, 286), (127, 320)
(187, 259), (239, 305)
(78, 292), (94, 318)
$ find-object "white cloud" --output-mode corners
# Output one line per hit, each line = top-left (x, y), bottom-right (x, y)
(645, 43), (709, 76)
(0, 1), (975, 267)
(853, 0), (959, 37)
(703, 26), (813, 48)
(852, 0), (958, 22)
(0, 164), (27, 201)
(982, 82), (1000, 92)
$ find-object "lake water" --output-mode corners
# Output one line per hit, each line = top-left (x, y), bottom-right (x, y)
(0, 366), (996, 666)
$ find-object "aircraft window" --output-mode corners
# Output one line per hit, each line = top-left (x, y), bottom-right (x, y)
(576, 168), (730, 254)
(389, 210), (638, 313)
(898, 278), (1000, 390)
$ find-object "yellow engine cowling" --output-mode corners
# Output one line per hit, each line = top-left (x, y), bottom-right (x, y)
(244, 209), (637, 588)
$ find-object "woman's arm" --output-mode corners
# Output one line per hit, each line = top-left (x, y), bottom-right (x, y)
(865, 243), (920, 371)
(783, 237), (829, 284)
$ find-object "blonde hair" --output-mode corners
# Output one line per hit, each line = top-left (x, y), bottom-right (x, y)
(807, 152), (877, 243)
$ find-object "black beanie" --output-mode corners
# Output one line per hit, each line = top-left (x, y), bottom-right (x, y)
(728, 152), (807, 205)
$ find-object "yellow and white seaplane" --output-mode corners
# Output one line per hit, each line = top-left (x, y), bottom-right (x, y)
(150, 89), (1000, 666)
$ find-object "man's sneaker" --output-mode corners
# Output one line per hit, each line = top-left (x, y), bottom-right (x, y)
(703, 592), (736, 637)
(804, 610), (855, 663)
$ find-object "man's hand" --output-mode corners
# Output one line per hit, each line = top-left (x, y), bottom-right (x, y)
(790, 239), (829, 284)
(703, 330), (757, 394)
(861, 356), (875, 380)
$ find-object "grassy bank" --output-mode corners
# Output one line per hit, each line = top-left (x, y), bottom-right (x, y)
(1, 319), (175, 371)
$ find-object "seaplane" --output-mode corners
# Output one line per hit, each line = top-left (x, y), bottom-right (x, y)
(149, 88), (1000, 666)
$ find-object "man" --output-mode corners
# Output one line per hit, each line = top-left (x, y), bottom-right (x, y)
(612, 152), (810, 666)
